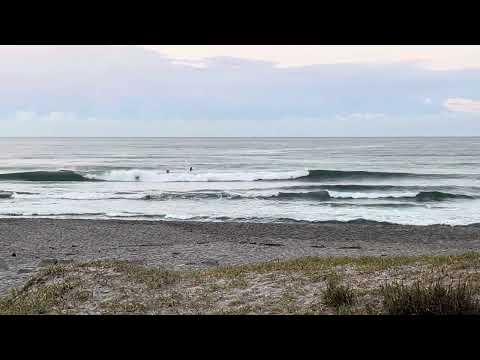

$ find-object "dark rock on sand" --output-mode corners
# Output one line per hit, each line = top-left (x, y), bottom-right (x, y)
(202, 259), (219, 266)
(245, 241), (285, 247)
(38, 259), (74, 267)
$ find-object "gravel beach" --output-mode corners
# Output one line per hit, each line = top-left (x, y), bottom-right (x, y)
(2, 218), (480, 296)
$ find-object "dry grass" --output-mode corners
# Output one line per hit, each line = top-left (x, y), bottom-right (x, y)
(1, 253), (480, 315)
(82, 260), (180, 289)
(0, 278), (84, 315)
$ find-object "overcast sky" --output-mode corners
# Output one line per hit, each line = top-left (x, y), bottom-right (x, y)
(1, 45), (480, 137)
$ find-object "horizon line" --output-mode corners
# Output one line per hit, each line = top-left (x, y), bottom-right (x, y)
(1, 136), (480, 139)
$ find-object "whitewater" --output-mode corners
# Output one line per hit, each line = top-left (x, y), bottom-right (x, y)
(1, 137), (480, 225)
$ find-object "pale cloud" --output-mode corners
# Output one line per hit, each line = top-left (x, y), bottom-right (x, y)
(424, 98), (432, 105)
(335, 113), (386, 121)
(444, 98), (480, 113)
(142, 45), (480, 70)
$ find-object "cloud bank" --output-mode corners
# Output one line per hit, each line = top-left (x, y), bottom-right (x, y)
(142, 45), (480, 71)
(0, 45), (479, 136)
(444, 98), (480, 113)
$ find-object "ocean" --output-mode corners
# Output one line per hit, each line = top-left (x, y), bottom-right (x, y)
(0, 137), (479, 225)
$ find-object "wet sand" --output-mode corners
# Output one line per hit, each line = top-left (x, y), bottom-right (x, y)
(2, 218), (480, 295)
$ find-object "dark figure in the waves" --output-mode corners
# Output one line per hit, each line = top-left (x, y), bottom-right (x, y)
(135, 175), (140, 181)
(166, 169), (170, 174)
(189, 167), (193, 172)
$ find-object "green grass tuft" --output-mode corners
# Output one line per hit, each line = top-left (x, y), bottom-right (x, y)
(381, 279), (480, 315)
(322, 276), (356, 311)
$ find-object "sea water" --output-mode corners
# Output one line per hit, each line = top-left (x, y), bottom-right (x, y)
(0, 137), (480, 225)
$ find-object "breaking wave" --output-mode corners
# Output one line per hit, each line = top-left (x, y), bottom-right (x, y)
(88, 169), (308, 182)
(0, 168), (470, 183)
(81, 168), (478, 183)
(140, 190), (475, 202)
(0, 212), (397, 225)
(262, 190), (332, 201)
(262, 190), (474, 202)
(142, 192), (242, 201)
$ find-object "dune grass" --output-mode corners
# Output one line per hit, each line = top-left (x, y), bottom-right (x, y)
(204, 252), (480, 278)
(322, 275), (356, 311)
(381, 279), (480, 315)
(1, 253), (480, 315)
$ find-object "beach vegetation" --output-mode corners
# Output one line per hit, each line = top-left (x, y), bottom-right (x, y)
(0, 279), (80, 315)
(322, 275), (356, 311)
(2, 253), (480, 315)
(381, 279), (480, 315)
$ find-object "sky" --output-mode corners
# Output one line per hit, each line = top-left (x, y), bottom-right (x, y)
(1, 45), (480, 137)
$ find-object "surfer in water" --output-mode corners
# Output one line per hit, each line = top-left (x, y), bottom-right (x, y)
(135, 175), (140, 181)
(166, 169), (170, 174)
(189, 167), (193, 172)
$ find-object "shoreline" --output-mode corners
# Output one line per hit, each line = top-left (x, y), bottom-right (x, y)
(2, 218), (480, 296)
(0, 215), (479, 227)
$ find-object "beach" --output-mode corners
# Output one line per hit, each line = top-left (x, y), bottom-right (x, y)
(3, 46), (480, 315)
(2, 218), (480, 298)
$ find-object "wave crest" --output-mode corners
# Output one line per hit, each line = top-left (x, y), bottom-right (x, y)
(263, 190), (331, 201)
(0, 170), (97, 182)
(298, 169), (447, 181)
(88, 169), (308, 182)
(0, 191), (13, 199)
(412, 191), (473, 202)
(140, 189), (474, 202)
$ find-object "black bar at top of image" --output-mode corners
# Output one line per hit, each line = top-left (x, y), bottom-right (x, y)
(0, 3), (479, 44)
